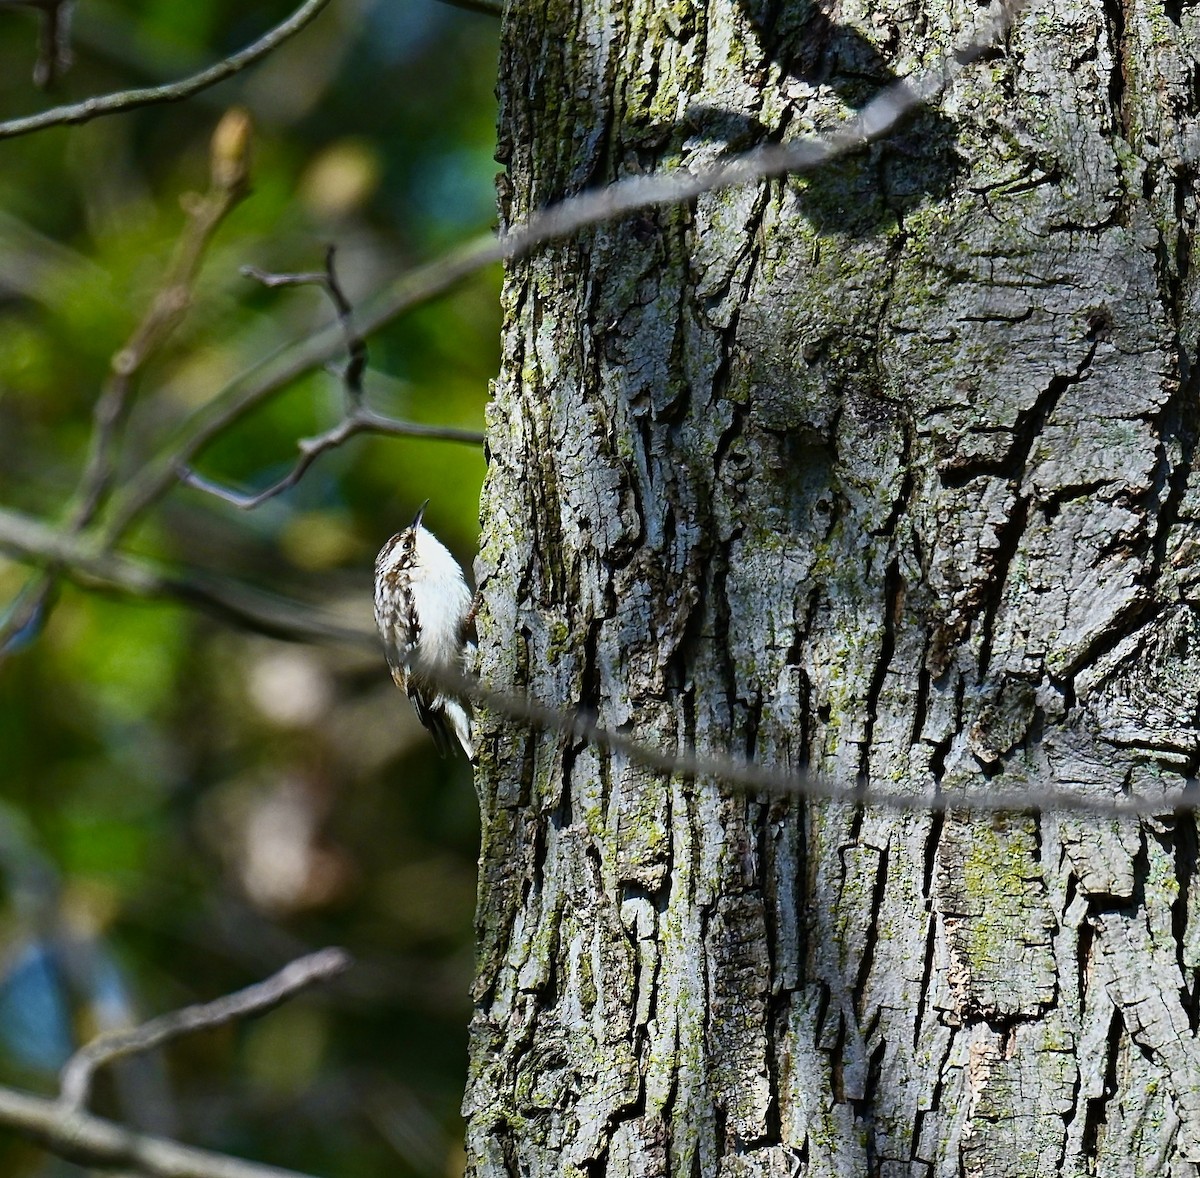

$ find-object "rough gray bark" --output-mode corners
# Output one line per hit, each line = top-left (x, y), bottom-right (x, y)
(467, 0), (1200, 1174)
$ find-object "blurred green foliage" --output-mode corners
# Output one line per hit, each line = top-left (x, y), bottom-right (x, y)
(0, 3), (501, 1176)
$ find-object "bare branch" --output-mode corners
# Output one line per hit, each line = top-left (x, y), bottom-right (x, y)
(434, 0), (503, 15)
(60, 948), (351, 1113)
(350, 0), (1029, 326)
(241, 268), (329, 288)
(177, 248), (482, 510)
(452, 667), (1200, 821)
(102, 0), (1026, 540)
(0, 111), (254, 656)
(0, 505), (375, 650)
(178, 410), (484, 511)
(74, 109), (254, 531)
(0, 0), (333, 141)
(346, 411), (486, 446)
(362, 0), (1027, 311)
(0, 1085), (322, 1178)
(245, 247), (366, 404)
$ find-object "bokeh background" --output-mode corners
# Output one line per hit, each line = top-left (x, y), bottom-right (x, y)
(0, 2), (501, 1175)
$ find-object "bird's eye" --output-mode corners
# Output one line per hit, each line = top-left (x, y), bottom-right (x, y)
(403, 534), (415, 551)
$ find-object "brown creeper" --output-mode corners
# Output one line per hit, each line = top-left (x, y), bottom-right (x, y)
(374, 501), (475, 759)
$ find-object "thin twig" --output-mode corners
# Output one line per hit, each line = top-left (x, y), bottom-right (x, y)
(0, 505), (375, 650)
(59, 948), (351, 1113)
(75, 110), (253, 530)
(0, 110), (253, 657)
(241, 247), (365, 402)
(0, 1084), (324, 1178)
(0, 0), (333, 141)
(102, 0), (1027, 541)
(178, 409), (484, 511)
(343, 412), (484, 446)
(177, 248), (482, 510)
(434, 0), (503, 15)
(452, 669), (1200, 821)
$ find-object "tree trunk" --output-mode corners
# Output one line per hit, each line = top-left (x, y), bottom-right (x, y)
(467, 0), (1200, 1173)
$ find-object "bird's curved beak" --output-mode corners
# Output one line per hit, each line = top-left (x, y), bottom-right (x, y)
(411, 499), (430, 530)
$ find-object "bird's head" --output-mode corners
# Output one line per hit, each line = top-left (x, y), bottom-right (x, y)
(379, 499), (428, 571)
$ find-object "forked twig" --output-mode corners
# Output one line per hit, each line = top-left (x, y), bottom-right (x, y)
(0, 948), (348, 1178)
(177, 246), (483, 511)
(0, 0), (333, 141)
(59, 947), (351, 1113)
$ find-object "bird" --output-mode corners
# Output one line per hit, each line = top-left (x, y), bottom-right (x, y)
(373, 500), (475, 759)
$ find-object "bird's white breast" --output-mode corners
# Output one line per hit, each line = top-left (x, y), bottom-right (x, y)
(406, 527), (472, 678)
